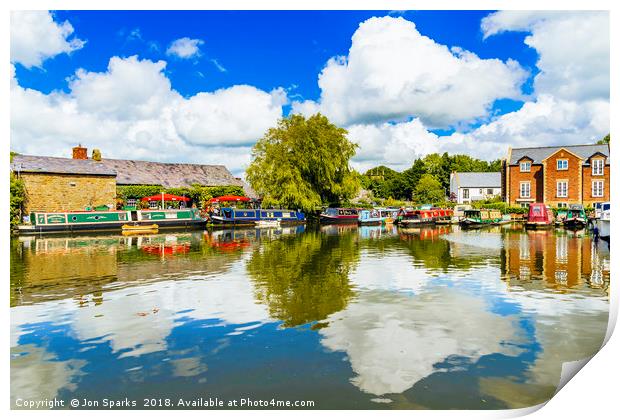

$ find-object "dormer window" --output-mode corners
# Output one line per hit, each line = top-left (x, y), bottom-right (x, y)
(520, 161), (531, 172)
(592, 159), (604, 176)
(556, 159), (568, 170)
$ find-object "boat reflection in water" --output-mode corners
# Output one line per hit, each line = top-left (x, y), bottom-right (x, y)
(10, 224), (609, 409)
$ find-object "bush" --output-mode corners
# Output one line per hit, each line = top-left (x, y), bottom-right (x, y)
(10, 173), (25, 227)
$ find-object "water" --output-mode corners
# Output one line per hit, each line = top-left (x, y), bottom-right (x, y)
(10, 224), (610, 409)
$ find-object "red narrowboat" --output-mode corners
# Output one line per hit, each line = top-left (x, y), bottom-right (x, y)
(524, 203), (554, 229)
(398, 209), (436, 227)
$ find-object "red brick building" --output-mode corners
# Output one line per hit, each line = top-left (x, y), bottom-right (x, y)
(501, 144), (610, 208)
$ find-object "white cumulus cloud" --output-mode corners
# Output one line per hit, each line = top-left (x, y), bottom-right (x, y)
(293, 16), (527, 128)
(10, 56), (286, 175)
(166, 37), (204, 59)
(11, 11), (85, 68)
(482, 11), (609, 102)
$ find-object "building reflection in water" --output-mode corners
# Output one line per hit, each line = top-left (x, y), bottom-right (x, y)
(9, 225), (611, 409)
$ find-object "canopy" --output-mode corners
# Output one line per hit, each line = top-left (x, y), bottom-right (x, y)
(141, 193), (190, 202)
(208, 195), (250, 203)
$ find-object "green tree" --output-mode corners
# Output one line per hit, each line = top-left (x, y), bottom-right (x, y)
(413, 174), (445, 204)
(597, 133), (610, 145)
(10, 152), (25, 228)
(246, 114), (360, 211)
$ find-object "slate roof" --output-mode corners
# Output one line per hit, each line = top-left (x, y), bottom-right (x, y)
(453, 172), (501, 188)
(11, 155), (117, 176)
(509, 144), (609, 165)
(11, 154), (257, 198)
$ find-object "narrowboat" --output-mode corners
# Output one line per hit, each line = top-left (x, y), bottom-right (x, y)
(458, 209), (502, 228)
(210, 208), (305, 226)
(595, 202), (610, 239)
(398, 209), (436, 227)
(429, 207), (454, 224)
(525, 203), (554, 229)
(450, 204), (472, 224)
(562, 204), (587, 230)
(358, 208), (399, 225)
(320, 208), (359, 224)
(20, 208), (206, 234)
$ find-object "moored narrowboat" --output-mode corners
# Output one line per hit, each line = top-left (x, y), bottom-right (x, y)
(398, 209), (436, 227)
(562, 204), (587, 230)
(20, 208), (206, 234)
(525, 203), (554, 229)
(210, 208), (305, 225)
(320, 208), (359, 224)
(358, 208), (399, 225)
(458, 209), (502, 228)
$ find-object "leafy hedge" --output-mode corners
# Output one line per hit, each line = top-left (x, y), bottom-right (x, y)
(10, 172), (25, 227)
(471, 200), (528, 214)
(116, 184), (246, 208)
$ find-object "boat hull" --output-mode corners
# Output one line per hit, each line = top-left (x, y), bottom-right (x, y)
(563, 218), (587, 230)
(599, 219), (610, 239)
(320, 215), (358, 224)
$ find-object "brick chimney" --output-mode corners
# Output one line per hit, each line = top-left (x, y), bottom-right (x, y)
(72, 144), (88, 160)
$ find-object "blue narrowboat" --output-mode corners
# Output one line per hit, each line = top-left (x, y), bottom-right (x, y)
(210, 208), (305, 225)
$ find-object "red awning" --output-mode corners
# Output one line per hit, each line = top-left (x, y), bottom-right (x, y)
(208, 195), (250, 203)
(141, 193), (190, 202)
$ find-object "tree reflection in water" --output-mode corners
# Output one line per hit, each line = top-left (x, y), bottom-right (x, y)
(247, 229), (360, 328)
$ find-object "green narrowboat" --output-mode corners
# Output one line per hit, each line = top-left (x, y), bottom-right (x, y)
(20, 209), (206, 234)
(458, 209), (503, 228)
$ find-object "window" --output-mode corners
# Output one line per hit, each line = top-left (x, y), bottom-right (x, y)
(520, 161), (531, 172)
(462, 189), (469, 199)
(557, 159), (568, 170)
(557, 202), (568, 209)
(487, 188), (494, 195)
(149, 201), (158, 209)
(479, 189), (483, 195)
(592, 159), (604, 176)
(520, 203), (529, 209)
(557, 181), (568, 197)
(592, 180), (604, 197)
(520, 182), (531, 198)
(126, 198), (137, 207)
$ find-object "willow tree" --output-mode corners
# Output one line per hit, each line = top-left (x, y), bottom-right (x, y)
(246, 113), (360, 211)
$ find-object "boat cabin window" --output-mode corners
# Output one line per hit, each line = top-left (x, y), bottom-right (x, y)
(149, 201), (158, 209)
(531, 206), (542, 215)
(602, 203), (610, 211)
(338, 209), (357, 216)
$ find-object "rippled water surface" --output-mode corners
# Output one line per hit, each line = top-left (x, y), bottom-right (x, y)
(10, 224), (610, 409)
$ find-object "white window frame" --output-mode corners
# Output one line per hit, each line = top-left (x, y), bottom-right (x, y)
(126, 198), (137, 207)
(557, 181), (568, 198)
(462, 188), (469, 199)
(592, 180), (604, 198)
(557, 202), (568, 209)
(556, 159), (568, 170)
(519, 181), (531, 198)
(149, 201), (158, 209)
(520, 161), (531, 172)
(592, 159), (604, 176)
(487, 188), (494, 195)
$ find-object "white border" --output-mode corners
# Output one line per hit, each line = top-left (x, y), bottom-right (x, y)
(2, 1), (617, 420)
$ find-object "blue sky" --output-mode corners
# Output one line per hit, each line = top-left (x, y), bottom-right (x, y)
(15, 10), (537, 116)
(10, 10), (609, 174)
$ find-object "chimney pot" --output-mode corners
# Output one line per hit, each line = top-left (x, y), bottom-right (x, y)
(92, 149), (102, 161)
(72, 145), (88, 160)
